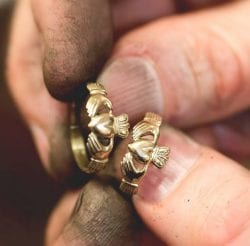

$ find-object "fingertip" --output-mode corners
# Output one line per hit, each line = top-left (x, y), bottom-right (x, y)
(43, 36), (113, 101)
(49, 180), (140, 245)
(43, 63), (86, 102)
(33, 0), (113, 101)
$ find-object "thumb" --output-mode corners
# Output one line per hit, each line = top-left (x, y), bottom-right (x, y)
(46, 180), (163, 245)
(133, 126), (250, 245)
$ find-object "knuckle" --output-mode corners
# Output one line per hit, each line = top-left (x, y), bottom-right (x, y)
(115, 23), (246, 125)
(168, 26), (246, 123)
(184, 28), (244, 108)
(204, 27), (245, 109)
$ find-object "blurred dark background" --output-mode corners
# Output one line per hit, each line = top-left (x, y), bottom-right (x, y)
(0, 1), (64, 245)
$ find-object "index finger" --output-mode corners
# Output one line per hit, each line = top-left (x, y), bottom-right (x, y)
(100, 1), (250, 127)
(32, 0), (113, 100)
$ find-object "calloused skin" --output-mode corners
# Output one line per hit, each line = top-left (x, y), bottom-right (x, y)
(6, 0), (250, 245)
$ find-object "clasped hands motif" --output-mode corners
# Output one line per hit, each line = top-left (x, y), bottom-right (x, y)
(120, 113), (170, 195)
(70, 82), (170, 195)
(86, 83), (129, 171)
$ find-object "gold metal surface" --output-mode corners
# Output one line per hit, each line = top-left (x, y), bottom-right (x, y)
(70, 82), (130, 173)
(70, 103), (93, 173)
(120, 112), (170, 195)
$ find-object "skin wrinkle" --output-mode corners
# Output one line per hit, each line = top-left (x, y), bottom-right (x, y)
(107, 24), (211, 125)
(106, 1), (250, 127)
(114, 43), (187, 124)
(156, 24), (242, 122)
(225, 188), (250, 245)
(185, 149), (250, 245)
(179, 149), (209, 244)
(174, 24), (243, 121)
(157, 29), (208, 124)
(179, 28), (223, 118)
(100, 56), (165, 122)
(203, 187), (250, 245)
(203, 25), (245, 110)
(108, 42), (170, 120)
(177, 33), (208, 121)
(196, 178), (232, 245)
(159, 42), (191, 124)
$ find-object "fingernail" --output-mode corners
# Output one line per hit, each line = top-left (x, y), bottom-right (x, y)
(99, 57), (165, 121)
(137, 126), (201, 202)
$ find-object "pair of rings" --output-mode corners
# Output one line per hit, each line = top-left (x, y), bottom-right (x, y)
(70, 82), (170, 195)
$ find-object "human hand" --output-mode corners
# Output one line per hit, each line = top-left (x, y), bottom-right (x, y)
(6, 0), (250, 182)
(99, 0), (250, 164)
(6, 0), (250, 244)
(6, 0), (113, 180)
(45, 126), (250, 245)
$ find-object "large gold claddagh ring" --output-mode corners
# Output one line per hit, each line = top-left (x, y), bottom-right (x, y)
(70, 82), (130, 173)
(120, 112), (170, 195)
